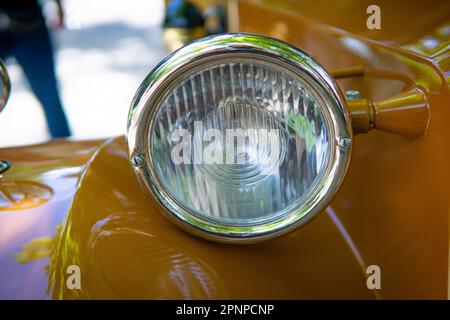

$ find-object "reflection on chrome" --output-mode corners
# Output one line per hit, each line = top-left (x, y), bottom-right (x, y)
(127, 33), (352, 242)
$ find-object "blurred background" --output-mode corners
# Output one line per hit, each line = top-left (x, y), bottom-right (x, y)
(0, 0), (227, 147)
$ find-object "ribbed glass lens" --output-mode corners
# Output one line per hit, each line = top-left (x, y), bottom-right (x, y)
(150, 58), (329, 225)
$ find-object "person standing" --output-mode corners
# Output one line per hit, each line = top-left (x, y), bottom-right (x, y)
(0, 0), (71, 138)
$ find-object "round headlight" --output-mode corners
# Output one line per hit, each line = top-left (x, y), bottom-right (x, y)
(127, 33), (352, 243)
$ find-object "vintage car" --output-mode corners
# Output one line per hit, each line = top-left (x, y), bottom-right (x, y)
(0, 0), (449, 300)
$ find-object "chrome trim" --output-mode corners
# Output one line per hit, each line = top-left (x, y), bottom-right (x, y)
(0, 160), (10, 175)
(127, 33), (352, 243)
(0, 59), (11, 114)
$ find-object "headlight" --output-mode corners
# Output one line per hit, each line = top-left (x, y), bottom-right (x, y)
(127, 33), (352, 243)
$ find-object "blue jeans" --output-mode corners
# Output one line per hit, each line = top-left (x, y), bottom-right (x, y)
(0, 24), (71, 138)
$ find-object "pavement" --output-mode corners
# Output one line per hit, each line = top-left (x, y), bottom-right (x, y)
(0, 0), (166, 147)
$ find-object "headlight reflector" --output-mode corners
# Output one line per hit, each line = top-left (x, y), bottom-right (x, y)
(127, 34), (351, 243)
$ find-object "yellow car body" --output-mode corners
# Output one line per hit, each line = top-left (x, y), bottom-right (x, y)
(0, 0), (449, 299)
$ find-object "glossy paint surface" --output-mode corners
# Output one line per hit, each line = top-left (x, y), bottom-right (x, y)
(1, 137), (373, 299)
(48, 137), (372, 299)
(0, 0), (449, 299)
(0, 140), (102, 299)
(235, 0), (450, 299)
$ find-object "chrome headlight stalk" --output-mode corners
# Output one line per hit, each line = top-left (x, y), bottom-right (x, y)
(127, 33), (352, 243)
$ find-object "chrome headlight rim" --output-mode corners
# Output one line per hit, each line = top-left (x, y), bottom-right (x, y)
(127, 33), (352, 243)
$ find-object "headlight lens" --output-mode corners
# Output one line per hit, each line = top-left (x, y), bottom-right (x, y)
(127, 34), (351, 243)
